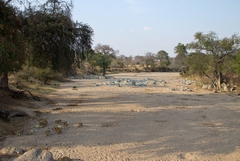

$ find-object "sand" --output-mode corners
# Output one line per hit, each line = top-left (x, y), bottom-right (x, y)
(1, 72), (240, 161)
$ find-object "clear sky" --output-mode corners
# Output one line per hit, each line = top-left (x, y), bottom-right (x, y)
(72, 0), (240, 57)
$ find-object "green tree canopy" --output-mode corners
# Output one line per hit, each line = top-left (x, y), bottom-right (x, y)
(22, 0), (94, 71)
(144, 52), (156, 70)
(187, 32), (240, 89)
(174, 43), (187, 67)
(156, 50), (170, 69)
(91, 44), (117, 76)
(0, 0), (26, 89)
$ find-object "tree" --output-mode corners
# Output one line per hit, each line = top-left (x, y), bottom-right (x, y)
(145, 52), (156, 70)
(73, 21), (94, 68)
(125, 55), (133, 67)
(22, 1), (94, 72)
(116, 55), (126, 68)
(0, 1), (27, 89)
(174, 43), (187, 65)
(156, 50), (170, 70)
(92, 44), (117, 76)
(235, 50), (240, 73)
(187, 32), (240, 89)
(23, 9), (74, 70)
(187, 52), (211, 78)
(134, 55), (145, 67)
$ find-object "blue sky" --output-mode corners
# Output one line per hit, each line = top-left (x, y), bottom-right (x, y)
(72, 0), (240, 57)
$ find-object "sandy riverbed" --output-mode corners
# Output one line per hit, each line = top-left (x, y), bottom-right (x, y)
(1, 72), (240, 161)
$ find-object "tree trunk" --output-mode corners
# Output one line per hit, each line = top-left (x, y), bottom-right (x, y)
(0, 73), (9, 90)
(216, 72), (223, 90)
(103, 68), (106, 76)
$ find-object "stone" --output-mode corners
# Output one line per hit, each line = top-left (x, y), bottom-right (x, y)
(207, 85), (213, 90)
(221, 83), (229, 92)
(181, 86), (188, 91)
(13, 149), (54, 161)
(230, 85), (237, 92)
(185, 80), (192, 85)
(104, 76), (115, 79)
(0, 147), (24, 155)
(202, 84), (209, 89)
(128, 80), (136, 86)
(168, 88), (176, 91)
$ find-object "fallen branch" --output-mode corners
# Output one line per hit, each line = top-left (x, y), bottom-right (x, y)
(10, 90), (40, 101)
(21, 90), (40, 101)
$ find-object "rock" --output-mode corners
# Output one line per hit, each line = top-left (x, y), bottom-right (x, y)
(0, 110), (28, 121)
(221, 83), (229, 92)
(207, 84), (213, 90)
(104, 76), (115, 79)
(159, 80), (167, 85)
(0, 147), (24, 155)
(168, 88), (176, 91)
(230, 85), (237, 92)
(13, 149), (54, 161)
(202, 84), (209, 89)
(128, 80), (136, 86)
(8, 110), (28, 118)
(181, 86), (188, 91)
(185, 80), (192, 85)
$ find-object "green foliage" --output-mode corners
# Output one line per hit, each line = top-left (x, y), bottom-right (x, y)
(174, 43), (188, 69)
(0, 1), (26, 75)
(23, 8), (75, 70)
(74, 22), (94, 68)
(156, 50), (170, 68)
(91, 44), (117, 76)
(144, 52), (156, 69)
(187, 52), (210, 75)
(35, 68), (54, 84)
(22, 1), (94, 71)
(17, 66), (63, 84)
(186, 32), (240, 88)
(235, 50), (240, 73)
(174, 43), (188, 55)
(0, 0), (94, 88)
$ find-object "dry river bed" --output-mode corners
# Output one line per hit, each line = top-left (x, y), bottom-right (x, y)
(1, 72), (240, 161)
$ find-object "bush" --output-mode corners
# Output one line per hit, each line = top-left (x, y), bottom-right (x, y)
(16, 66), (63, 84)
